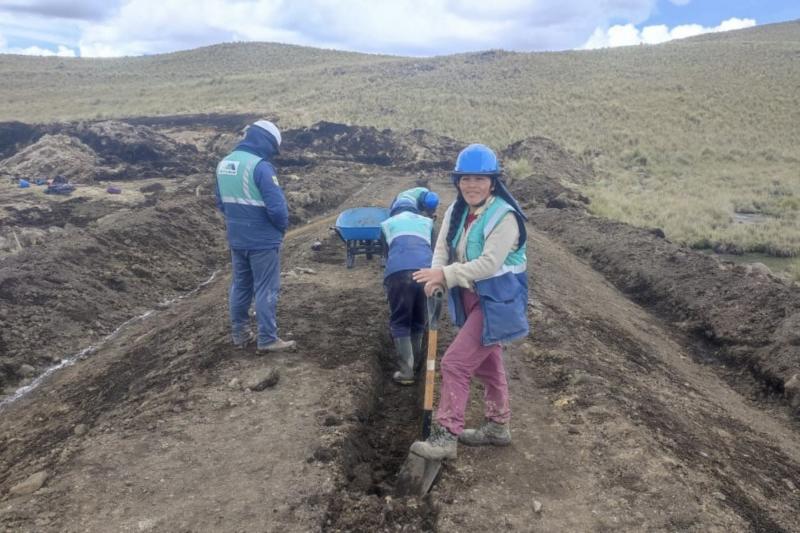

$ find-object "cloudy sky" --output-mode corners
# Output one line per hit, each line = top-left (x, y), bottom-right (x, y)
(0, 0), (798, 58)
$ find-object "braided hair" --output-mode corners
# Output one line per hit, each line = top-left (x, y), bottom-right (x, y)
(444, 191), (468, 264)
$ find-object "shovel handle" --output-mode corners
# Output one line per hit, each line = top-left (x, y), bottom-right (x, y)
(426, 287), (444, 331)
(421, 328), (438, 439)
(422, 287), (444, 440)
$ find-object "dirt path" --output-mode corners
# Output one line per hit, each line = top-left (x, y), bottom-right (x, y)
(3, 187), (800, 532)
(0, 171), (424, 532)
(436, 228), (800, 532)
(2, 118), (799, 532)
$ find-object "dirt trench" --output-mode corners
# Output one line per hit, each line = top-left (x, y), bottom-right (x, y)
(0, 165), (451, 532)
(2, 116), (800, 531)
(0, 115), (462, 531)
(319, 316), (440, 532)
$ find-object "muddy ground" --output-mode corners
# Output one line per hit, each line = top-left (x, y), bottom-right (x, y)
(0, 116), (798, 532)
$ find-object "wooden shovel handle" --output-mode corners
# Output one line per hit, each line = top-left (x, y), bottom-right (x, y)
(423, 330), (438, 411)
(421, 288), (444, 439)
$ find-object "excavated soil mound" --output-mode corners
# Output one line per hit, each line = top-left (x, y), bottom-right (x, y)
(284, 121), (457, 169)
(0, 134), (99, 183)
(530, 208), (800, 410)
(503, 136), (595, 186)
(281, 160), (371, 225)
(0, 120), (209, 183)
(503, 136), (593, 209)
(125, 113), (259, 131)
(126, 113), (258, 158)
(285, 121), (411, 166)
(66, 120), (207, 179)
(0, 121), (42, 160)
(391, 129), (462, 170)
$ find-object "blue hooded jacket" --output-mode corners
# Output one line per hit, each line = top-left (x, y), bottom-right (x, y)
(215, 125), (289, 250)
(381, 201), (434, 278)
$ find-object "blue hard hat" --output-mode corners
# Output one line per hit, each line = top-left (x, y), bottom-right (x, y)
(452, 144), (500, 184)
(390, 197), (418, 216)
(421, 191), (439, 211)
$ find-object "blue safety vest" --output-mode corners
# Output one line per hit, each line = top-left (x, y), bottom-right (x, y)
(447, 197), (529, 345)
(381, 211), (434, 277)
(216, 151), (266, 207)
(215, 149), (286, 250)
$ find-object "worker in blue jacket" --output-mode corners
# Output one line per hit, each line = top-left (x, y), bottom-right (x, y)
(380, 190), (439, 384)
(215, 120), (296, 352)
(393, 187), (440, 218)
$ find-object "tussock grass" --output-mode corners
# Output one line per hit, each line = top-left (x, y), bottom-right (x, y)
(586, 161), (800, 257)
(1, 22), (799, 257)
(505, 159), (533, 181)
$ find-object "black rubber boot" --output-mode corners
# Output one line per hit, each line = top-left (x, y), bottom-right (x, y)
(392, 336), (415, 385)
(411, 333), (424, 374)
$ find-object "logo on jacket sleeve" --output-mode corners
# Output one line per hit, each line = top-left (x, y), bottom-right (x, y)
(272, 175), (279, 186)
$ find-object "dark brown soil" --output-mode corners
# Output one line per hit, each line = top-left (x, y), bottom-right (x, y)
(528, 208), (800, 409)
(1, 116), (799, 533)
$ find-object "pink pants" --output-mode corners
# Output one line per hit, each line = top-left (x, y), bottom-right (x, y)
(435, 289), (511, 435)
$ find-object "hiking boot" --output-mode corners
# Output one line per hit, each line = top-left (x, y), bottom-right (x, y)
(232, 330), (254, 349)
(257, 338), (297, 353)
(409, 424), (457, 461)
(458, 420), (511, 447)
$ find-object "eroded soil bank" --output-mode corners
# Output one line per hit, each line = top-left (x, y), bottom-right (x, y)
(529, 208), (800, 411)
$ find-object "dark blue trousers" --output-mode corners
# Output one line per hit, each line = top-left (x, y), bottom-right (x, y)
(384, 270), (426, 338)
(229, 247), (280, 347)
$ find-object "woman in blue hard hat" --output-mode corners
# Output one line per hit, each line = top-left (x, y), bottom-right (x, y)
(411, 144), (529, 460)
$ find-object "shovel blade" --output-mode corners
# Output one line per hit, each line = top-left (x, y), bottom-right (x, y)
(395, 450), (442, 497)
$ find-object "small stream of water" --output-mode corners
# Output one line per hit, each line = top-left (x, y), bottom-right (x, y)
(702, 250), (799, 277)
(0, 269), (221, 411)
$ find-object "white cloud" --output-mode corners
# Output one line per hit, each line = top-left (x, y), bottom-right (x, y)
(0, 17), (77, 56)
(68, 0), (659, 57)
(583, 17), (756, 49)
(0, 1), (763, 57)
(0, 43), (76, 56)
(668, 0), (691, 5)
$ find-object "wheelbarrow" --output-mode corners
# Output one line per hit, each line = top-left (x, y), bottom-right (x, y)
(332, 206), (390, 268)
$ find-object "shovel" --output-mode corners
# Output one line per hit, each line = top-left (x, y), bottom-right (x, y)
(395, 286), (444, 497)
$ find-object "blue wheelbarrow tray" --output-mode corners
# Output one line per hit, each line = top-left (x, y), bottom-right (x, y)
(333, 207), (390, 268)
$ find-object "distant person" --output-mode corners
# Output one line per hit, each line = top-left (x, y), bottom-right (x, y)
(380, 188), (439, 384)
(214, 120), (295, 352)
(410, 143), (529, 460)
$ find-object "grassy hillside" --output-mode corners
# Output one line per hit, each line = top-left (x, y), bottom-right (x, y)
(1, 21), (799, 267)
